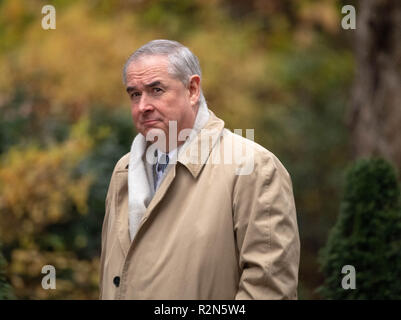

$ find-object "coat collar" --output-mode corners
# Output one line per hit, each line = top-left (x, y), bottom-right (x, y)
(121, 110), (225, 177)
(176, 110), (225, 178)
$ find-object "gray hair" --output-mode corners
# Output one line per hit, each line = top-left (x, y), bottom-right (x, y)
(122, 39), (206, 107)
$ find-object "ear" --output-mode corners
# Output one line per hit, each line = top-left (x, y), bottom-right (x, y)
(188, 75), (201, 107)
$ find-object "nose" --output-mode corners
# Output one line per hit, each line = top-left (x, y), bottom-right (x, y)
(137, 93), (154, 114)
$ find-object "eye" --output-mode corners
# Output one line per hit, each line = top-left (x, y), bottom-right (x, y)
(130, 92), (141, 99)
(152, 87), (163, 94)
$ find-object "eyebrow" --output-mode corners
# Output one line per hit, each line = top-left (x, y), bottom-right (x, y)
(146, 80), (162, 88)
(126, 81), (163, 93)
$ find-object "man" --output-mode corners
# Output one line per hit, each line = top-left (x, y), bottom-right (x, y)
(99, 39), (300, 299)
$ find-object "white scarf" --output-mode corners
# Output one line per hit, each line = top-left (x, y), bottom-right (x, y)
(128, 102), (210, 241)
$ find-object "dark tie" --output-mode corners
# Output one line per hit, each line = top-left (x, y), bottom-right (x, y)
(156, 153), (169, 174)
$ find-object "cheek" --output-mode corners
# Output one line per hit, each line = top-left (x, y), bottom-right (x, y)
(166, 95), (186, 114)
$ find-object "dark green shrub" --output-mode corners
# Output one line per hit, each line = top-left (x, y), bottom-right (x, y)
(318, 158), (401, 299)
(0, 243), (15, 300)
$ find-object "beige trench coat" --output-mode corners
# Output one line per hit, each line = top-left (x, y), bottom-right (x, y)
(99, 110), (300, 299)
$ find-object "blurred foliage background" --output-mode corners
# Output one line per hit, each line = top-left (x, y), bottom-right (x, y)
(0, 0), (399, 299)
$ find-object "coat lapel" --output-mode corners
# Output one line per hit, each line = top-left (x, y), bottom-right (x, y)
(140, 164), (177, 225)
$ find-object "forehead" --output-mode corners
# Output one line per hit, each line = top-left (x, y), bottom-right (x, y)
(125, 55), (172, 85)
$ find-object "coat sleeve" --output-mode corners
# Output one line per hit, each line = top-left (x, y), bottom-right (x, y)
(99, 179), (111, 299)
(233, 151), (300, 299)
(99, 165), (116, 299)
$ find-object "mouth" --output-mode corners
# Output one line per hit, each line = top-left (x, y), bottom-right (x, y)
(142, 119), (160, 126)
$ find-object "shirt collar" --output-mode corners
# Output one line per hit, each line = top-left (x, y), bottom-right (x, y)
(155, 148), (176, 164)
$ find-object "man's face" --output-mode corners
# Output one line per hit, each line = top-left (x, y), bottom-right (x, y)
(125, 55), (200, 150)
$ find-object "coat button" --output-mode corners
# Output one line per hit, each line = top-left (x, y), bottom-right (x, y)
(113, 276), (120, 287)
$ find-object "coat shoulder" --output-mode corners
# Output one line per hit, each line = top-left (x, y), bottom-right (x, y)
(114, 152), (130, 171)
(221, 128), (291, 179)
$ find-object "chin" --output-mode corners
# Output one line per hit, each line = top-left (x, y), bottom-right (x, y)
(143, 127), (167, 143)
